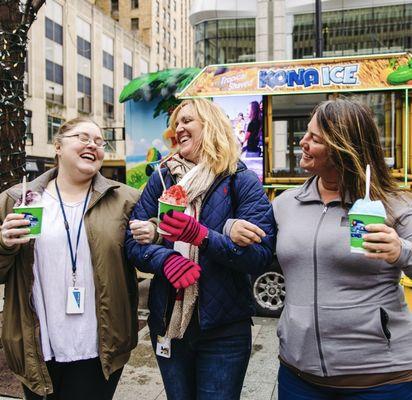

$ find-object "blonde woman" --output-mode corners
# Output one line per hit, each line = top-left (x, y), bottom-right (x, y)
(0, 118), (139, 399)
(125, 98), (275, 400)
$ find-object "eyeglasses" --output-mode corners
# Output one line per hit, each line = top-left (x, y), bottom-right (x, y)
(62, 132), (107, 149)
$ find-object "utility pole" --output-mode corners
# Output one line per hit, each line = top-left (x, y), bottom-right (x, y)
(315, 0), (323, 57)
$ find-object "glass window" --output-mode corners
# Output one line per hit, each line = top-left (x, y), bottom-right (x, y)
(103, 85), (114, 119)
(45, 17), (63, 45)
(217, 19), (236, 38)
(77, 36), (91, 59)
(124, 63), (133, 80)
(46, 60), (63, 85)
(77, 74), (91, 113)
(205, 20), (217, 39)
(195, 22), (204, 42)
(111, 0), (119, 11)
(294, 4), (412, 58)
(103, 51), (114, 70)
(131, 17), (139, 30)
(194, 19), (255, 67)
(47, 116), (63, 143)
(131, 0), (139, 8)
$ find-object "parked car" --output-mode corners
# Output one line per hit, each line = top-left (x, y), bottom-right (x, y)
(251, 257), (285, 318)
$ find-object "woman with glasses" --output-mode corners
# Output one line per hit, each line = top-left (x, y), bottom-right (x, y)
(0, 117), (140, 399)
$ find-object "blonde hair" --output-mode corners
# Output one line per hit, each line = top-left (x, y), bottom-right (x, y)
(169, 98), (239, 175)
(313, 98), (399, 212)
(53, 117), (101, 165)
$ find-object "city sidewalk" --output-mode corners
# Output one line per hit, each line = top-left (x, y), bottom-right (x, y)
(0, 317), (279, 400)
(114, 316), (279, 400)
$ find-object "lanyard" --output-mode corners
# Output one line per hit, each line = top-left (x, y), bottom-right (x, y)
(55, 180), (92, 286)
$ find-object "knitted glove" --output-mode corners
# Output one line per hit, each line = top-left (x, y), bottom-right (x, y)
(159, 211), (208, 246)
(163, 254), (201, 289)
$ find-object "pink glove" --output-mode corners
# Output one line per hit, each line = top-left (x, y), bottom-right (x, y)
(159, 211), (208, 246)
(163, 254), (201, 289)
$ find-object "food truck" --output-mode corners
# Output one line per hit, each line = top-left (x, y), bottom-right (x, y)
(178, 52), (412, 199)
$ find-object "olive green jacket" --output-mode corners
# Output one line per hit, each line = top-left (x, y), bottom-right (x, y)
(0, 169), (140, 396)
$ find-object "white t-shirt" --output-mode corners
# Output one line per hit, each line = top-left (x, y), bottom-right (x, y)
(32, 189), (98, 362)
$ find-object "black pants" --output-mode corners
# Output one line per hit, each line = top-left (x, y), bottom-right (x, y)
(23, 357), (123, 400)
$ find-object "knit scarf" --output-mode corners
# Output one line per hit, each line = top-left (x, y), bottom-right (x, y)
(165, 154), (216, 339)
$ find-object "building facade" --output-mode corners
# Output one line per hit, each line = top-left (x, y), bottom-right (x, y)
(190, 0), (412, 66)
(95, 0), (194, 71)
(25, 0), (150, 180)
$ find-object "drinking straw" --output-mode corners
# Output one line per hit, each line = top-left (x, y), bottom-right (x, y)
(157, 164), (166, 192)
(21, 175), (27, 207)
(364, 164), (371, 201)
(156, 152), (176, 192)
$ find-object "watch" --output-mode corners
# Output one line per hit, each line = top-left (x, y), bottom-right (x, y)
(199, 231), (209, 251)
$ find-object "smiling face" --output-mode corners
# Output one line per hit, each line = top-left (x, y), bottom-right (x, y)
(174, 103), (204, 162)
(299, 114), (335, 176)
(55, 122), (105, 179)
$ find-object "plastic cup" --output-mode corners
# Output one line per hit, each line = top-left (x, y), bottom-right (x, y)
(12, 206), (43, 238)
(157, 200), (186, 235)
(348, 213), (385, 254)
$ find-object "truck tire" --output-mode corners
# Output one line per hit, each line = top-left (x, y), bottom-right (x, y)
(252, 268), (285, 318)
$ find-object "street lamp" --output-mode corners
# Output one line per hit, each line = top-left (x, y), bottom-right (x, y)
(315, 0), (323, 57)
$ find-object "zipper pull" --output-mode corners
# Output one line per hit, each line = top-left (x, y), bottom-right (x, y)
(323, 205), (328, 213)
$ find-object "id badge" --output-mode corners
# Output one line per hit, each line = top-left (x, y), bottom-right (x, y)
(66, 286), (85, 314)
(156, 336), (171, 358)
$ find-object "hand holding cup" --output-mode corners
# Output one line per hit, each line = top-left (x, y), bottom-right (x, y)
(362, 223), (402, 264)
(1, 213), (31, 247)
(130, 219), (157, 244)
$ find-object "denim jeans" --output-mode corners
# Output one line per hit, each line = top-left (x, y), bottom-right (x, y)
(278, 364), (412, 400)
(150, 329), (251, 400)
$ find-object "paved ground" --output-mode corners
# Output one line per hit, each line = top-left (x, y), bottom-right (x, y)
(114, 316), (279, 400)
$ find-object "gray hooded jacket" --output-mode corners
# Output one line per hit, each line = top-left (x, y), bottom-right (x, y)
(274, 176), (412, 377)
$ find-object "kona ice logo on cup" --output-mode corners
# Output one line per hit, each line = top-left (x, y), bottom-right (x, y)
(258, 64), (359, 89)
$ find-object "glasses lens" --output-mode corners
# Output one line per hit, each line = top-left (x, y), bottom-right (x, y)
(78, 133), (91, 145)
(94, 138), (106, 148)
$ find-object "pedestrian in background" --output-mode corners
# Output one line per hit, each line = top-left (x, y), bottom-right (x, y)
(227, 98), (412, 400)
(126, 98), (275, 400)
(0, 117), (140, 399)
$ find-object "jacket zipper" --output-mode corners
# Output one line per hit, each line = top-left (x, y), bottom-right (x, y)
(313, 205), (328, 376)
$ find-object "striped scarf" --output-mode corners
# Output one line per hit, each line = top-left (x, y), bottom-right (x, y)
(165, 154), (215, 339)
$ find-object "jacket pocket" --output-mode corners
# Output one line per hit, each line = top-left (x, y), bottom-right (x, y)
(318, 303), (391, 375)
(277, 303), (321, 374)
(379, 307), (391, 344)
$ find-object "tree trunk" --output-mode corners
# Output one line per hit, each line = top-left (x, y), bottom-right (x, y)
(0, 0), (45, 192)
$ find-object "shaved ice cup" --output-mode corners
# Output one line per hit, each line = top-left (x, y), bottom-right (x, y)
(12, 206), (43, 238)
(157, 200), (186, 235)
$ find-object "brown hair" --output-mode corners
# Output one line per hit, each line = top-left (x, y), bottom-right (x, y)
(53, 117), (101, 165)
(169, 98), (239, 175)
(312, 98), (400, 212)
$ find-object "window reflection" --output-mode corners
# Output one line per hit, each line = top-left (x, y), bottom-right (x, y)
(194, 19), (255, 67)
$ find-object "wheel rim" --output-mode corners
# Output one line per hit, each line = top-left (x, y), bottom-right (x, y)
(253, 271), (285, 311)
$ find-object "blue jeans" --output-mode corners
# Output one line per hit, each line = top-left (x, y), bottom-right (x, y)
(150, 330), (251, 400)
(278, 364), (412, 400)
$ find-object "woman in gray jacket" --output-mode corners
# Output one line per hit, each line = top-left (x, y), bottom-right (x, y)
(228, 98), (412, 399)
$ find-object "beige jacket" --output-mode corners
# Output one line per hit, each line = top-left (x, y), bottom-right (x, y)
(0, 169), (140, 395)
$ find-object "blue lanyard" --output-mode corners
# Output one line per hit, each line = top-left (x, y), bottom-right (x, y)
(55, 180), (92, 285)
